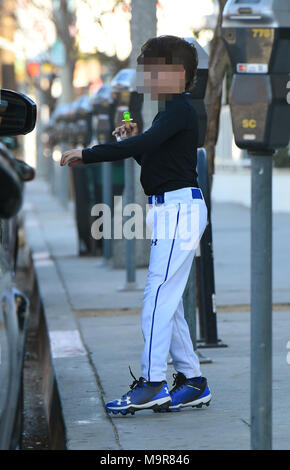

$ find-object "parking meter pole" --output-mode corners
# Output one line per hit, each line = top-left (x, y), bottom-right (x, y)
(60, 141), (69, 209)
(250, 152), (273, 450)
(182, 249), (213, 365)
(112, 107), (140, 291)
(102, 161), (112, 259)
(222, 0), (290, 450)
(196, 149), (226, 348)
(124, 157), (136, 285)
(36, 72), (47, 179)
(183, 259), (196, 349)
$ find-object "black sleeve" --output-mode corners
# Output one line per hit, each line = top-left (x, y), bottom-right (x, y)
(81, 101), (189, 164)
(133, 154), (142, 165)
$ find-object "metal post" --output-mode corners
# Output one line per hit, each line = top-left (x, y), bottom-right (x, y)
(250, 153), (273, 450)
(50, 146), (58, 196)
(60, 141), (69, 209)
(102, 161), (112, 259)
(36, 71), (46, 178)
(196, 148), (226, 348)
(124, 158), (136, 286)
(182, 242), (212, 365)
(183, 259), (197, 349)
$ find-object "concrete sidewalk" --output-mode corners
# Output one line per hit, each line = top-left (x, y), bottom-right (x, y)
(22, 178), (290, 450)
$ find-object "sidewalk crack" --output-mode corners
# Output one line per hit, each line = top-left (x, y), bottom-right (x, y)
(76, 321), (123, 450)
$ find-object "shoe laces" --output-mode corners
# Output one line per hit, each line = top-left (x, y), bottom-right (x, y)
(170, 372), (187, 394)
(121, 366), (145, 398)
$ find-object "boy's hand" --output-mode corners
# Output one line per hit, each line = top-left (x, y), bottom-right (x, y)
(60, 148), (83, 167)
(112, 122), (138, 139)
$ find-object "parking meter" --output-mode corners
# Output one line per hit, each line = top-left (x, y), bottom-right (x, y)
(91, 84), (115, 145)
(110, 68), (143, 185)
(42, 115), (55, 156)
(184, 38), (209, 148)
(222, 0), (290, 152)
(51, 104), (72, 206)
(110, 69), (144, 281)
(90, 82), (128, 195)
(54, 104), (70, 145)
(62, 99), (98, 256)
(111, 68), (144, 134)
(222, 0), (290, 450)
(90, 84), (117, 259)
(69, 96), (92, 147)
(182, 39), (224, 349)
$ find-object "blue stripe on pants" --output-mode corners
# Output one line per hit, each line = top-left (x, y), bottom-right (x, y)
(147, 203), (181, 381)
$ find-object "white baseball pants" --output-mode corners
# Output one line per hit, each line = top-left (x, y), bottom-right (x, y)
(141, 187), (208, 382)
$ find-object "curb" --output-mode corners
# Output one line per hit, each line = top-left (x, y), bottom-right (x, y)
(23, 205), (119, 450)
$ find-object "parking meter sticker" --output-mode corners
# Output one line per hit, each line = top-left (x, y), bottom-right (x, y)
(237, 63), (268, 74)
(243, 134), (256, 140)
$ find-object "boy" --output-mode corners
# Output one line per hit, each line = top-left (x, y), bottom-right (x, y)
(60, 35), (211, 415)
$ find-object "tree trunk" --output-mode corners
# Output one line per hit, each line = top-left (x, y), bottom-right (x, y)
(204, 0), (229, 191)
(113, 0), (157, 268)
(131, 0), (157, 267)
(52, 0), (77, 103)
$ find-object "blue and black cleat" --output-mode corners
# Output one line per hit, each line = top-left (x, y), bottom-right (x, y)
(105, 367), (171, 416)
(164, 372), (211, 412)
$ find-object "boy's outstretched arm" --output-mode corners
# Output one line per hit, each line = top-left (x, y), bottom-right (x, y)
(81, 101), (190, 164)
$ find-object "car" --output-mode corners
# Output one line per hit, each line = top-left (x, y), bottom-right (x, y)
(0, 89), (36, 449)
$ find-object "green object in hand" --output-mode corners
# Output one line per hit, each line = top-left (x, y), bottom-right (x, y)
(122, 111), (132, 122)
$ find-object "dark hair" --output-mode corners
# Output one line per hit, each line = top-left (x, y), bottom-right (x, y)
(136, 35), (198, 91)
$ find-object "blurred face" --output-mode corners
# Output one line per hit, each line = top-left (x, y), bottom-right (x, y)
(136, 58), (186, 101)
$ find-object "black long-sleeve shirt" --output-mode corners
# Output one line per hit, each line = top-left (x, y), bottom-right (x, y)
(82, 91), (199, 196)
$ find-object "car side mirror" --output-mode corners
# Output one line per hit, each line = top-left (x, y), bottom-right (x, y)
(0, 89), (37, 136)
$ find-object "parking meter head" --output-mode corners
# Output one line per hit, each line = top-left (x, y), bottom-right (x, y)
(75, 95), (92, 117)
(111, 69), (136, 105)
(223, 0), (290, 29)
(222, 0), (290, 152)
(223, 0), (290, 75)
(183, 38), (208, 98)
(184, 37), (209, 148)
(111, 68), (144, 135)
(229, 74), (290, 151)
(91, 84), (114, 115)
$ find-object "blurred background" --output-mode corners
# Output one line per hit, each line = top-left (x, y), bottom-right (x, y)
(1, 0), (288, 212)
(10, 0), (218, 169)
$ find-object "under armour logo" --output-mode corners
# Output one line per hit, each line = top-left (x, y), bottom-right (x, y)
(151, 239), (158, 246)
(117, 396), (131, 405)
(164, 386), (169, 394)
